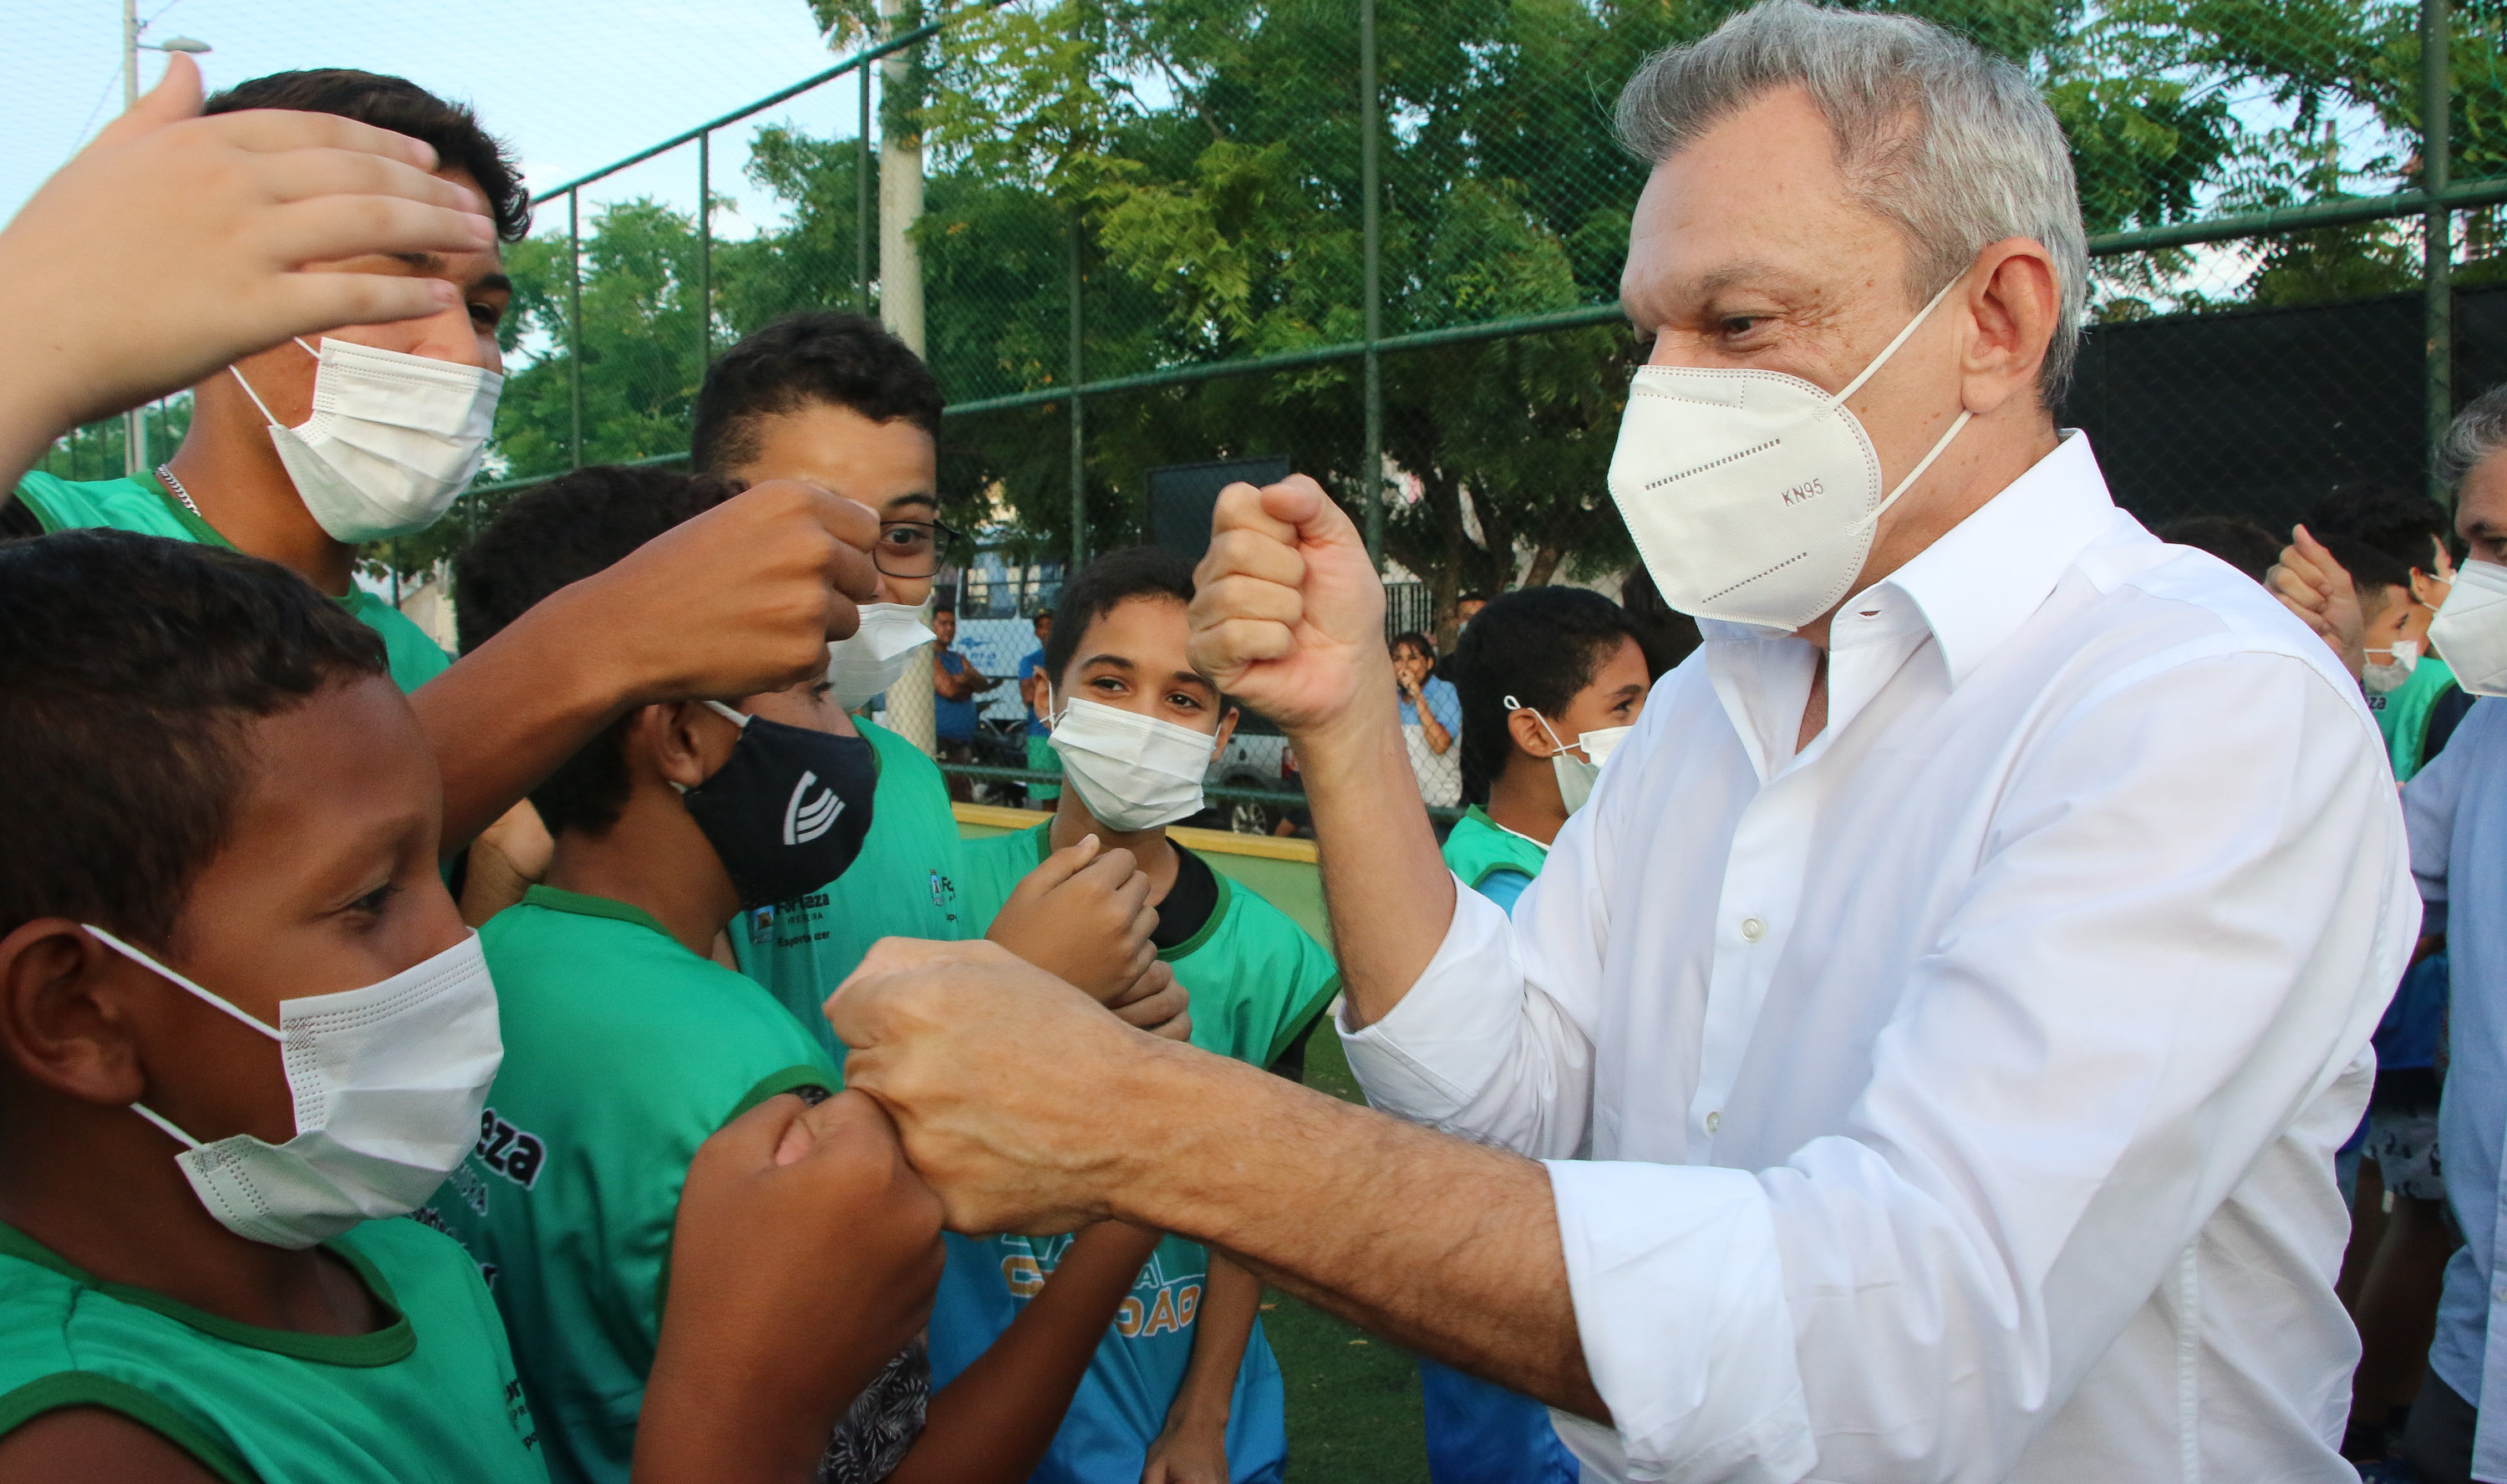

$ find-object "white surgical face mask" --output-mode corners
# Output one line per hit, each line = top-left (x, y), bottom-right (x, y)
(1048, 694), (1215, 831)
(1508, 697), (1633, 816)
(231, 338), (502, 543)
(2363, 638), (2422, 695)
(827, 603), (938, 709)
(89, 925), (502, 1250)
(1607, 274), (1973, 631)
(2430, 561), (2507, 697)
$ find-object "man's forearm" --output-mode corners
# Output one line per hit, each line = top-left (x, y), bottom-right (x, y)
(1107, 1041), (1601, 1417)
(409, 582), (637, 854)
(1294, 695), (1457, 1027)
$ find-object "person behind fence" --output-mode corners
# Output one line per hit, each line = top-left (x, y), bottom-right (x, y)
(2306, 486), (2470, 784)
(1021, 607), (1064, 806)
(689, 311), (975, 1059)
(428, 465), (1189, 1484)
(818, 4), (2417, 1481)
(1410, 583), (1655, 1484)
(2388, 384), (2507, 1484)
(940, 547), (1337, 1484)
(0, 529), (944, 1484)
(1390, 631), (1462, 810)
(932, 606), (993, 800)
(2, 68), (885, 929)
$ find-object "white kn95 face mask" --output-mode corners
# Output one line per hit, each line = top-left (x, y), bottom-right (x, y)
(231, 338), (502, 544)
(89, 925), (503, 1250)
(1048, 695), (1217, 831)
(2430, 560), (2507, 697)
(1606, 273), (1973, 632)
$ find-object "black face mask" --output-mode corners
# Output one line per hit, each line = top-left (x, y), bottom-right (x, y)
(679, 703), (878, 910)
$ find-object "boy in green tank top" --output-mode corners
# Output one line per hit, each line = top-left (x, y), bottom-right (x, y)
(435, 466), (1190, 1484)
(5, 71), (892, 912)
(1415, 585), (1653, 1484)
(0, 529), (957, 1484)
(945, 549), (1339, 1484)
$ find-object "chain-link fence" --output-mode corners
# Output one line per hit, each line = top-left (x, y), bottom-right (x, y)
(31, 0), (2507, 816)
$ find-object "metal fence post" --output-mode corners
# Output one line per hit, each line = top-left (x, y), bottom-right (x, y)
(1069, 211), (1087, 571)
(2427, 0), (2454, 503)
(568, 189), (584, 470)
(858, 62), (873, 315)
(698, 130), (714, 367)
(1360, 0), (1384, 569)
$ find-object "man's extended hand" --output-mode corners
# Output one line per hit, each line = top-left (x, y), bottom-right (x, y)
(2268, 523), (2367, 680)
(558, 478), (882, 707)
(830, 938), (1177, 1235)
(638, 1090), (943, 1483)
(0, 54), (496, 460)
(985, 834), (1157, 1000)
(1187, 475), (1390, 739)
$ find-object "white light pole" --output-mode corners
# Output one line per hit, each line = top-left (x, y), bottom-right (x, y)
(122, 9), (211, 476)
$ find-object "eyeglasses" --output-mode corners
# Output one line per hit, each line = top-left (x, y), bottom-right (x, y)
(872, 519), (964, 579)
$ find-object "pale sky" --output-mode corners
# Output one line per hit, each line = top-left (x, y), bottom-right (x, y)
(3, 0), (874, 236)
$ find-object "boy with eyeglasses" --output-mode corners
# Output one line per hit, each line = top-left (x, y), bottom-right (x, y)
(690, 313), (982, 1062)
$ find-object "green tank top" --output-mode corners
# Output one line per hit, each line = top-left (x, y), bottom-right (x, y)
(9, 471), (454, 694)
(1439, 805), (1550, 890)
(2367, 654), (2458, 782)
(0, 1216), (545, 1483)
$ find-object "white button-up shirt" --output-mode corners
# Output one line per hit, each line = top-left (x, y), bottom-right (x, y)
(1343, 434), (2416, 1482)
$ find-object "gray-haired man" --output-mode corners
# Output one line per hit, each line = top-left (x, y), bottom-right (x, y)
(825, 4), (2413, 1480)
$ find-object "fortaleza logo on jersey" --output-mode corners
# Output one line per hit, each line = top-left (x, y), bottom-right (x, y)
(1002, 1237), (1203, 1339)
(784, 770), (845, 845)
(474, 1107), (547, 1189)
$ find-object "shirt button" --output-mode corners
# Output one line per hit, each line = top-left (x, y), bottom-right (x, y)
(1705, 1110), (1722, 1134)
(1740, 917), (1766, 943)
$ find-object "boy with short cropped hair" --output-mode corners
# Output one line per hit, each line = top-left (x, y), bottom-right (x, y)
(692, 311), (969, 1056)
(435, 465), (1176, 1484)
(946, 547), (1339, 1484)
(0, 529), (938, 1483)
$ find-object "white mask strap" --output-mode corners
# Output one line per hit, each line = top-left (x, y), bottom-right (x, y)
(1864, 409), (1975, 528)
(702, 699), (753, 729)
(130, 1100), (205, 1150)
(1504, 694), (1573, 759)
(84, 925), (282, 1043)
(1834, 271), (1966, 404)
(226, 365), (284, 429)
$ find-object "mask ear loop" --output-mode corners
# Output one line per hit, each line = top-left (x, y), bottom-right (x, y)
(226, 339), (329, 431)
(84, 925), (279, 1151)
(1505, 694), (1574, 760)
(1832, 271), (1977, 531)
(672, 701), (753, 795)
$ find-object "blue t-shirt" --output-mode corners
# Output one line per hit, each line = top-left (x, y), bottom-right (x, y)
(1399, 675), (1462, 735)
(1018, 648), (1050, 736)
(935, 648), (979, 742)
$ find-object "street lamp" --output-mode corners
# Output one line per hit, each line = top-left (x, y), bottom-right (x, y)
(120, 10), (211, 476)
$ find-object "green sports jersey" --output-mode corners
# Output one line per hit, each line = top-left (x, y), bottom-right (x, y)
(732, 719), (966, 1065)
(1439, 805), (1550, 891)
(2367, 654), (2459, 782)
(420, 886), (835, 1484)
(0, 1215), (543, 1484)
(10, 470), (453, 693)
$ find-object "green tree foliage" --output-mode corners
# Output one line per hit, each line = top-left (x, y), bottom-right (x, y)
(448, 0), (2454, 610)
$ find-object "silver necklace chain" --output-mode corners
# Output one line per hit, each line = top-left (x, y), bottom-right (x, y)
(155, 464), (203, 517)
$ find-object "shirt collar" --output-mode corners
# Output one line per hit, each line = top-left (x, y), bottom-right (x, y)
(1862, 429), (2118, 689)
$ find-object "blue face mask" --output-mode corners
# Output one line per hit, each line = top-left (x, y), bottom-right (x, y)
(677, 702), (878, 909)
